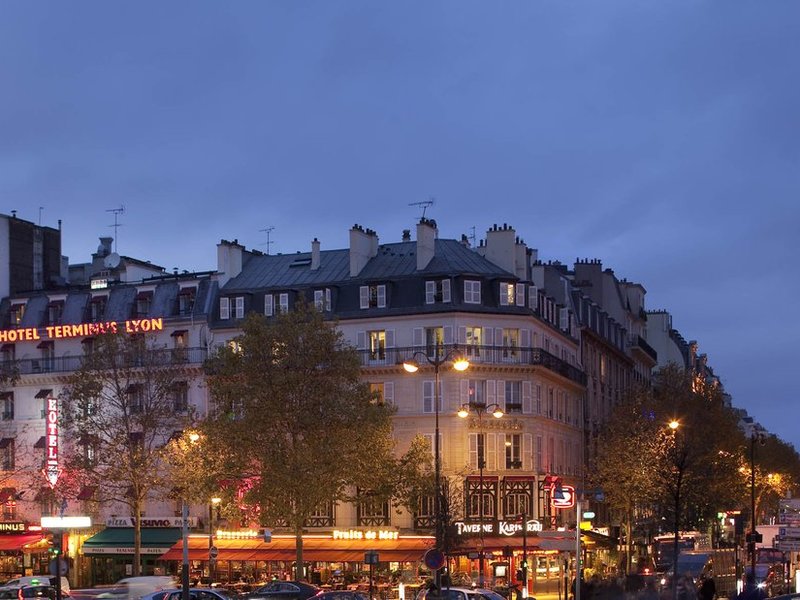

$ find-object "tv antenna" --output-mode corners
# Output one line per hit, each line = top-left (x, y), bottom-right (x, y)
(259, 226), (275, 255)
(409, 197), (435, 219)
(39, 206), (44, 226)
(106, 205), (126, 253)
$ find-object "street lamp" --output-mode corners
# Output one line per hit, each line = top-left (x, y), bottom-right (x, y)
(403, 344), (469, 591)
(458, 400), (504, 588)
(209, 497), (221, 584)
(183, 431), (201, 600)
(667, 420), (681, 600)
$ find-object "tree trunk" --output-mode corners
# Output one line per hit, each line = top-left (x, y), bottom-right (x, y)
(295, 525), (304, 581)
(134, 500), (142, 576)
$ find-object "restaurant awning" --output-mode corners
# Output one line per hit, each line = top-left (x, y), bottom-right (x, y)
(0, 533), (47, 551)
(83, 528), (182, 556)
(160, 534), (433, 563)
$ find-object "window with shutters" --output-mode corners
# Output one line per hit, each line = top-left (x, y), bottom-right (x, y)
(359, 284), (386, 309)
(370, 382), (393, 406)
(425, 279), (451, 304)
(220, 297), (230, 320)
(548, 388), (554, 418)
(464, 280), (481, 304)
(505, 381), (522, 413)
(368, 330), (386, 361)
(505, 434), (522, 469)
(465, 326), (482, 357)
(500, 282), (515, 306)
(422, 381), (442, 414)
(1, 441), (14, 471)
(425, 327), (444, 359)
(313, 288), (332, 312)
(467, 380), (485, 405)
(535, 436), (543, 473)
(501, 328), (519, 359)
(535, 384), (542, 415)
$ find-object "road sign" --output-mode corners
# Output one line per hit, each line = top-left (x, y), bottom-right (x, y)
(424, 549), (445, 570)
(553, 485), (575, 509)
(209, 545), (219, 560)
(779, 527), (800, 538)
(777, 540), (800, 552)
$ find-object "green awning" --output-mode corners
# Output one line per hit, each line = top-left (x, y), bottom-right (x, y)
(82, 528), (182, 556)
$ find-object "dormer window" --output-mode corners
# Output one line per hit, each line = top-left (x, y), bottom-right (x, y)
(177, 288), (196, 316)
(464, 280), (481, 304)
(88, 296), (107, 323)
(135, 292), (153, 317)
(264, 293), (289, 317)
(46, 301), (64, 326)
(359, 284), (386, 309)
(219, 296), (244, 320)
(499, 283), (525, 307)
(9, 304), (25, 328)
(313, 289), (332, 312)
(425, 280), (451, 304)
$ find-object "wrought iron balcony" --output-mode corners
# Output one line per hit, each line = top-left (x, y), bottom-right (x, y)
(358, 344), (587, 386)
(627, 335), (658, 363)
(11, 347), (209, 376)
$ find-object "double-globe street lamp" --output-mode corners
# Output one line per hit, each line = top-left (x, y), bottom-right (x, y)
(403, 344), (470, 591)
(458, 400), (504, 588)
(749, 430), (767, 581)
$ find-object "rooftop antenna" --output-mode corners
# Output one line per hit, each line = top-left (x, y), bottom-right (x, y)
(39, 206), (44, 225)
(259, 226), (275, 255)
(409, 197), (435, 219)
(106, 205), (125, 253)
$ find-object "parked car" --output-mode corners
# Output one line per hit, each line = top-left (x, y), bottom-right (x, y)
(141, 589), (234, 600)
(17, 585), (72, 600)
(416, 587), (505, 600)
(314, 592), (369, 600)
(97, 577), (178, 600)
(247, 582), (320, 600)
(0, 578), (70, 594)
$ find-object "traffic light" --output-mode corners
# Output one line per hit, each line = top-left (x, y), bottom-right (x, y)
(49, 533), (62, 556)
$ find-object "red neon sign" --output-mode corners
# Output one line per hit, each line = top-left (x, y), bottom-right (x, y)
(42, 397), (61, 488)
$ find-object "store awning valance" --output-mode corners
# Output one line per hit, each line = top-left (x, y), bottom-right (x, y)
(0, 533), (47, 551)
(83, 528), (182, 556)
(160, 535), (433, 563)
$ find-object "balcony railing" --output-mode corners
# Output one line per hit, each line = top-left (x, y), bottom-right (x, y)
(11, 347), (209, 376)
(628, 335), (658, 363)
(358, 345), (587, 386)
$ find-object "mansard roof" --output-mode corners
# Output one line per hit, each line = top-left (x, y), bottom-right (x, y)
(223, 239), (513, 292)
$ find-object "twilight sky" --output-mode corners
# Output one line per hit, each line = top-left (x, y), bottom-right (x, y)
(2, 3), (798, 446)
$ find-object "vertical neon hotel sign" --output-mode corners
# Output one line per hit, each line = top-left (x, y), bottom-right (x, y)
(43, 396), (61, 488)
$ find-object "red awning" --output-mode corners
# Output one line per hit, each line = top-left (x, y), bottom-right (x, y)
(0, 534), (46, 551)
(160, 535), (433, 563)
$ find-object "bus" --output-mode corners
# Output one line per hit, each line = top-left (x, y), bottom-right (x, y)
(652, 532), (711, 574)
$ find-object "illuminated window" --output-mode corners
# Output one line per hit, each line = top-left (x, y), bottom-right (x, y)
(505, 434), (522, 469)
(465, 326), (482, 357)
(425, 327), (444, 359)
(501, 328), (519, 359)
(467, 379), (485, 405)
(504, 381), (521, 413)
(368, 330), (386, 361)
(464, 280), (481, 304)
(9, 304), (25, 327)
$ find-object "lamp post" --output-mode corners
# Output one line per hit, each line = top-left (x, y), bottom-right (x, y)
(668, 420), (681, 600)
(403, 344), (469, 592)
(183, 431), (201, 600)
(209, 497), (221, 584)
(458, 400), (504, 588)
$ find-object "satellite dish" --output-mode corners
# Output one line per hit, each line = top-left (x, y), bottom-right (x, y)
(104, 252), (121, 269)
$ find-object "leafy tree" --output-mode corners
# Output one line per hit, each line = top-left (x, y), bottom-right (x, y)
(60, 332), (194, 575)
(203, 302), (426, 581)
(593, 384), (664, 573)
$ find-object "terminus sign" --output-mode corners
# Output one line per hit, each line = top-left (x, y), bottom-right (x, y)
(0, 317), (165, 343)
(455, 519), (543, 537)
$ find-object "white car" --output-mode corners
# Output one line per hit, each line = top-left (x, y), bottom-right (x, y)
(416, 587), (506, 600)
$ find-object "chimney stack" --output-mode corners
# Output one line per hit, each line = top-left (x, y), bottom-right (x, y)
(349, 224), (379, 277)
(311, 238), (321, 270)
(216, 239), (245, 287)
(416, 218), (437, 270)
